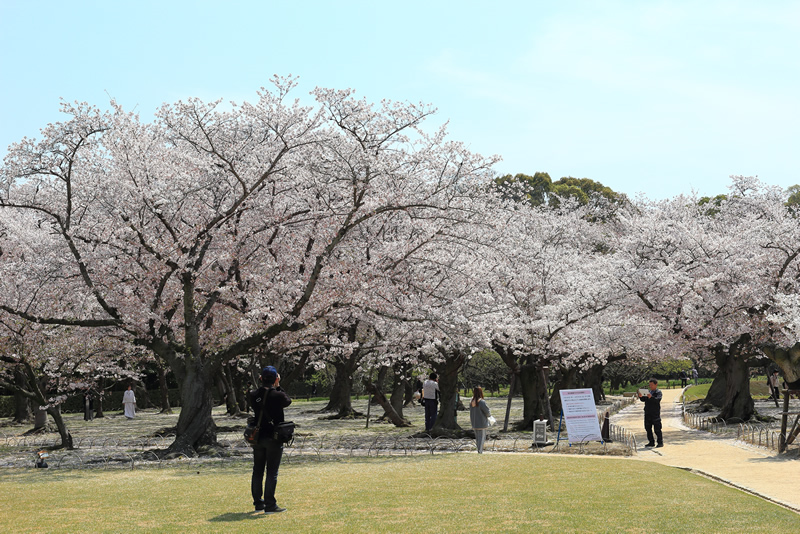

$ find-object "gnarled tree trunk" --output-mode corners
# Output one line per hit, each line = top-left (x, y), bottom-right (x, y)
(94, 378), (105, 418)
(321, 323), (366, 418)
(389, 367), (406, 420)
(579, 363), (605, 403)
(156, 360), (173, 414)
(160, 345), (218, 454)
(366, 382), (410, 427)
(47, 405), (74, 450)
(322, 359), (362, 418)
(13, 367), (32, 423)
(516, 363), (549, 430)
(550, 366), (578, 422)
(761, 343), (800, 387)
(704, 337), (754, 422)
(433, 349), (467, 432)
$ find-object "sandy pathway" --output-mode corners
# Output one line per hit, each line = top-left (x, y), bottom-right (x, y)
(612, 388), (800, 512)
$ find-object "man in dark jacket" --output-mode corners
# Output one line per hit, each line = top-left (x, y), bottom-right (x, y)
(638, 379), (663, 448)
(250, 366), (292, 514)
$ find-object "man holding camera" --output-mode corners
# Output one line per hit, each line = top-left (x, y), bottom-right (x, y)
(638, 379), (663, 448)
(250, 366), (292, 514)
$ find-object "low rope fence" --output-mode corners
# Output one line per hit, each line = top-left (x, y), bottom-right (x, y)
(681, 409), (731, 435)
(735, 423), (789, 452)
(600, 395), (638, 418)
(681, 401), (799, 454)
(1, 427), (638, 470)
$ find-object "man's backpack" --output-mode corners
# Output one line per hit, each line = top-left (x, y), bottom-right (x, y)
(244, 387), (296, 446)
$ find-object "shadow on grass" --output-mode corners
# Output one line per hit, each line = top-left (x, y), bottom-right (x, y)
(208, 511), (264, 523)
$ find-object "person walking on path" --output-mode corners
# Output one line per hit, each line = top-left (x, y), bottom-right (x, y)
(250, 366), (292, 514)
(638, 379), (663, 447)
(679, 370), (687, 388)
(768, 370), (781, 408)
(421, 372), (440, 432)
(469, 387), (492, 453)
(122, 385), (136, 419)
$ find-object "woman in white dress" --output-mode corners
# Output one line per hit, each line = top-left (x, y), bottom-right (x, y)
(122, 385), (136, 419)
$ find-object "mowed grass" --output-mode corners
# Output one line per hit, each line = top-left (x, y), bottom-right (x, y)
(683, 380), (772, 403)
(1, 454), (797, 533)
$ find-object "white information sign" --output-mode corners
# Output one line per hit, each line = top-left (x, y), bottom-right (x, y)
(559, 388), (603, 444)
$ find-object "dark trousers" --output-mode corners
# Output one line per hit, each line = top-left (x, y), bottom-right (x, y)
(645, 416), (663, 445)
(424, 400), (438, 432)
(772, 386), (781, 408)
(252, 439), (283, 508)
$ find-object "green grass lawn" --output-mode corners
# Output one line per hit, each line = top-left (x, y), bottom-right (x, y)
(683, 380), (772, 403)
(1, 454), (796, 533)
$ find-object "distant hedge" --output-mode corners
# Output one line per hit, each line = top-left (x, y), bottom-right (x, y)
(2, 381), (325, 418)
(0, 389), (183, 418)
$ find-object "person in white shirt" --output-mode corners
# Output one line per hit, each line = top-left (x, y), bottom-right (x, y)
(122, 385), (136, 419)
(421, 372), (439, 432)
(768, 370), (781, 408)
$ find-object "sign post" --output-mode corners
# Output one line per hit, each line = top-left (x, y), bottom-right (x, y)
(558, 388), (603, 444)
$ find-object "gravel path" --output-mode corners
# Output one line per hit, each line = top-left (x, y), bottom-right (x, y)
(612, 387), (800, 512)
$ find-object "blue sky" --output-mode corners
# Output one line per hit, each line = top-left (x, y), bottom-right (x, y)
(1, 0), (798, 199)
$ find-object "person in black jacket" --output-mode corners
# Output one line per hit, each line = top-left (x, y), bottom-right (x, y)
(638, 379), (663, 448)
(250, 366), (292, 514)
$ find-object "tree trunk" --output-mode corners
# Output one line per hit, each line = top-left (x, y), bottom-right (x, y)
(389, 370), (406, 419)
(219, 366), (240, 416)
(47, 405), (74, 450)
(704, 339), (754, 422)
(275, 352), (309, 393)
(580, 364), (605, 403)
(550, 366), (578, 421)
(610, 377), (622, 392)
(94, 378), (105, 418)
(761, 343), (800, 387)
(134, 382), (152, 409)
(366, 383), (411, 427)
(322, 360), (361, 418)
(321, 324), (364, 418)
(403, 379), (414, 407)
(156, 361), (173, 414)
(516, 364), (548, 430)
(167, 356), (218, 454)
(12, 367), (32, 423)
(433, 351), (466, 431)
(371, 366), (389, 405)
(33, 407), (47, 429)
(230, 364), (247, 411)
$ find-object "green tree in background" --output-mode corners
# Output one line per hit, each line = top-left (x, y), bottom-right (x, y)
(460, 350), (509, 395)
(786, 184), (800, 207)
(494, 172), (624, 212)
(493, 172), (553, 206)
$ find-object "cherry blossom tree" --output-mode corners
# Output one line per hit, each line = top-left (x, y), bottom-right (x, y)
(0, 78), (497, 453)
(612, 178), (791, 421)
(478, 198), (628, 429)
(0, 317), (132, 449)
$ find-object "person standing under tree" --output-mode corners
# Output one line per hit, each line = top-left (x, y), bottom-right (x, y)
(83, 390), (94, 421)
(469, 387), (492, 453)
(638, 379), (663, 448)
(122, 385), (136, 419)
(250, 366), (292, 514)
(769, 370), (781, 408)
(421, 372), (439, 432)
